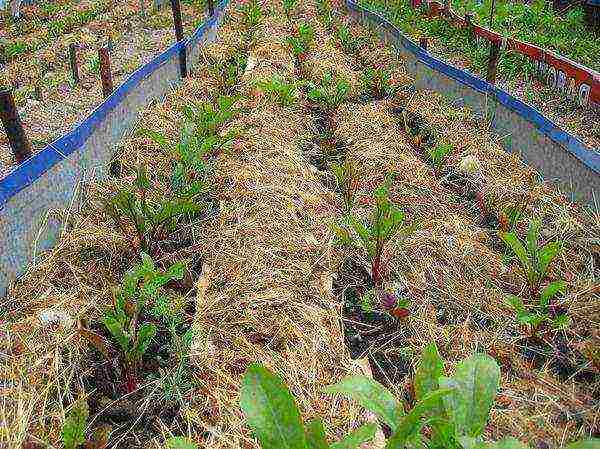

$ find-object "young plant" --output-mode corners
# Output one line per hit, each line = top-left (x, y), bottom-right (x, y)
(282, 0), (298, 16)
(360, 66), (394, 99)
(287, 21), (315, 61)
(336, 23), (359, 54)
(500, 219), (563, 299)
(335, 177), (418, 286)
(61, 399), (109, 449)
(257, 75), (298, 106)
(103, 166), (204, 255)
(103, 254), (184, 393)
(240, 0), (262, 30)
(498, 201), (526, 232)
(331, 157), (359, 213)
(426, 141), (453, 173)
(240, 364), (378, 449)
(506, 280), (569, 336)
(307, 72), (351, 112)
(86, 55), (100, 75)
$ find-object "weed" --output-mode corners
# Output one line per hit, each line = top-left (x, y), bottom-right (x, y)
(240, 0), (262, 30)
(307, 72), (350, 112)
(331, 157), (359, 213)
(61, 399), (88, 449)
(257, 75), (298, 106)
(500, 219), (563, 298)
(334, 176), (418, 286)
(336, 23), (360, 53)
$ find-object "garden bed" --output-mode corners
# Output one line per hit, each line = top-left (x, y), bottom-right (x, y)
(1, 0), (599, 448)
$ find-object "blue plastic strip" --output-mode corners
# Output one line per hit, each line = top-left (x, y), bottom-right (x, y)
(346, 0), (600, 175)
(0, 3), (229, 207)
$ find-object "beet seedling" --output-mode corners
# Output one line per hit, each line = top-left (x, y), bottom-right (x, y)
(103, 254), (185, 393)
(287, 21), (314, 61)
(306, 72), (350, 112)
(500, 219), (563, 299)
(61, 399), (109, 449)
(334, 177), (418, 286)
(103, 166), (205, 255)
(331, 157), (359, 213)
(426, 141), (453, 173)
(360, 66), (395, 99)
(282, 0), (298, 16)
(257, 75), (298, 106)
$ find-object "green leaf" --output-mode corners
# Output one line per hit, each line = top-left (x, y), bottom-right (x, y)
(386, 389), (453, 449)
(565, 439), (600, 449)
(414, 343), (445, 403)
(141, 128), (170, 150)
(500, 232), (532, 276)
(133, 323), (157, 359)
(331, 424), (377, 449)
(506, 295), (525, 314)
(440, 354), (500, 438)
(537, 241), (561, 279)
(486, 437), (530, 449)
(539, 280), (566, 308)
(525, 220), (540, 257)
(166, 436), (198, 449)
(61, 400), (89, 449)
(240, 364), (308, 449)
(306, 419), (331, 449)
(325, 376), (403, 431)
(103, 315), (130, 354)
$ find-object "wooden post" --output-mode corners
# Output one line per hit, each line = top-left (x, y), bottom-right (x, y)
(465, 12), (476, 46)
(419, 37), (429, 51)
(486, 41), (500, 84)
(34, 80), (42, 101)
(69, 43), (80, 85)
(98, 47), (114, 98)
(208, 0), (215, 16)
(169, 0), (187, 78)
(0, 89), (33, 163)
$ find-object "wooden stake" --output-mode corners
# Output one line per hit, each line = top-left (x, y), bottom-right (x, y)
(208, 0), (215, 16)
(98, 47), (114, 98)
(486, 41), (501, 84)
(0, 89), (33, 163)
(419, 37), (429, 51)
(169, 0), (187, 78)
(69, 43), (80, 85)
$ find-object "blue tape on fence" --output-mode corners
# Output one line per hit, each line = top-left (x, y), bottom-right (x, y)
(346, 0), (600, 176)
(0, 3), (229, 208)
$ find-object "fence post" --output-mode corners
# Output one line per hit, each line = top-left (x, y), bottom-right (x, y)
(465, 12), (475, 41)
(486, 41), (501, 84)
(169, 0), (187, 78)
(0, 89), (33, 163)
(98, 47), (114, 98)
(208, 0), (215, 16)
(419, 37), (429, 51)
(69, 43), (80, 85)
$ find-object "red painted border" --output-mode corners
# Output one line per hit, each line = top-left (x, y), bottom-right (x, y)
(427, 1), (600, 108)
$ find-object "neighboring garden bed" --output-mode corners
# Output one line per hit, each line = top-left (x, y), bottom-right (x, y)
(357, 0), (600, 150)
(1, 0), (599, 448)
(0, 0), (206, 178)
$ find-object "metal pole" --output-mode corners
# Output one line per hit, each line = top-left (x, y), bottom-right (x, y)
(169, 0), (187, 78)
(98, 47), (114, 98)
(0, 89), (33, 163)
(486, 41), (500, 84)
(69, 43), (80, 85)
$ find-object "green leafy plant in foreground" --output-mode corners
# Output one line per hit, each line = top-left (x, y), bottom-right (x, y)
(240, 345), (600, 449)
(240, 363), (378, 449)
(240, 0), (263, 30)
(61, 399), (88, 449)
(257, 75), (298, 106)
(307, 72), (351, 112)
(103, 254), (184, 393)
(334, 176), (418, 286)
